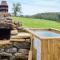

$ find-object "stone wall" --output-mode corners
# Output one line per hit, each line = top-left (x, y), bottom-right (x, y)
(0, 41), (31, 60)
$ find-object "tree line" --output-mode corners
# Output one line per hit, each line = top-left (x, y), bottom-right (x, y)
(31, 12), (60, 22)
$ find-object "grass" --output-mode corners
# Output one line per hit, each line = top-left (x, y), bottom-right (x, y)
(12, 17), (60, 30)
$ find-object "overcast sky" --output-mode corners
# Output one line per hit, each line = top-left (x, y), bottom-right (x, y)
(1, 0), (60, 15)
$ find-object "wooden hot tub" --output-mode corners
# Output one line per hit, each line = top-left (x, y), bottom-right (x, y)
(25, 28), (60, 60)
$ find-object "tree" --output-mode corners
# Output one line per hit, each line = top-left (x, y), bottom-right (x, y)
(57, 14), (60, 21)
(12, 3), (22, 16)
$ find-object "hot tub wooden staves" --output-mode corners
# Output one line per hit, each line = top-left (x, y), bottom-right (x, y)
(25, 28), (60, 60)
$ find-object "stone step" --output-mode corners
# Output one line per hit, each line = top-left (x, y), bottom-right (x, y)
(10, 39), (25, 42)
(11, 30), (18, 35)
(0, 40), (11, 45)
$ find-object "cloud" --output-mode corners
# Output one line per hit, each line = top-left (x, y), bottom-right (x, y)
(1, 0), (60, 15)
(21, 0), (60, 15)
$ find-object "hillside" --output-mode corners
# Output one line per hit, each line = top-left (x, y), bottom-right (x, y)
(12, 17), (60, 30)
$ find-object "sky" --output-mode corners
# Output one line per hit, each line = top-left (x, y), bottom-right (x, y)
(0, 0), (60, 15)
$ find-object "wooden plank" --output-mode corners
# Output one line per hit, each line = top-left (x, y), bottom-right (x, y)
(41, 39), (59, 60)
(48, 39), (55, 60)
(28, 50), (32, 60)
(55, 39), (60, 60)
(41, 40), (49, 60)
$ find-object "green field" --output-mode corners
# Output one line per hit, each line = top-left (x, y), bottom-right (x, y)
(12, 17), (60, 30)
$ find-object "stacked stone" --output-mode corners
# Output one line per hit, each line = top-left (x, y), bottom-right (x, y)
(0, 32), (32, 60)
(0, 41), (31, 60)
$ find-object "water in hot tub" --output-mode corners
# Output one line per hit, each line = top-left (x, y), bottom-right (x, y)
(33, 30), (60, 37)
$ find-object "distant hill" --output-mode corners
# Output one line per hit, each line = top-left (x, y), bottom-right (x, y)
(31, 12), (60, 22)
